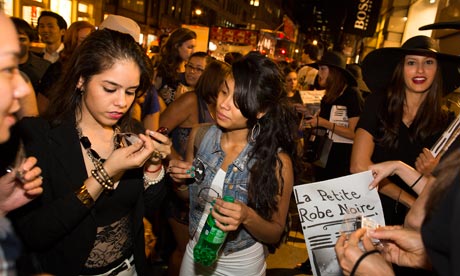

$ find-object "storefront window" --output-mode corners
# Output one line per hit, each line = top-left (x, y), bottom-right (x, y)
(22, 5), (43, 27)
(77, 2), (94, 24)
(4, 0), (13, 16)
(78, 3), (89, 13)
(50, 0), (72, 28)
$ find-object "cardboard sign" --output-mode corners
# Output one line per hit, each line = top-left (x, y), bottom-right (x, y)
(294, 171), (385, 276)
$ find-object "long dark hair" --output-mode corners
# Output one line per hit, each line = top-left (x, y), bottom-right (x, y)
(232, 52), (300, 220)
(44, 29), (153, 131)
(322, 66), (348, 104)
(377, 58), (448, 149)
(195, 60), (231, 106)
(425, 148), (460, 221)
(157, 28), (196, 87)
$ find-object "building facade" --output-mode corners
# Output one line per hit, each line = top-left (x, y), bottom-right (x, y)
(9, 0), (290, 51)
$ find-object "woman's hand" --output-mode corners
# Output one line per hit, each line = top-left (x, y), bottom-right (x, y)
(335, 228), (394, 276)
(0, 156), (43, 215)
(293, 103), (309, 115)
(211, 198), (250, 232)
(167, 159), (194, 183)
(104, 133), (156, 176)
(369, 226), (430, 269)
(368, 161), (401, 190)
(305, 115), (328, 128)
(145, 129), (171, 163)
(415, 148), (439, 175)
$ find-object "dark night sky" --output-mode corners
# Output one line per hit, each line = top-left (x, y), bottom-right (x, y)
(289, 0), (350, 34)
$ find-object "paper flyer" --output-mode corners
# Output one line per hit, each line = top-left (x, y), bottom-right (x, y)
(293, 171), (385, 276)
(298, 90), (325, 121)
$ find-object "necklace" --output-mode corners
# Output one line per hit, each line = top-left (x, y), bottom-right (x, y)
(76, 126), (120, 168)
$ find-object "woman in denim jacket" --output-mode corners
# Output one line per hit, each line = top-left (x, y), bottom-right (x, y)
(168, 52), (300, 275)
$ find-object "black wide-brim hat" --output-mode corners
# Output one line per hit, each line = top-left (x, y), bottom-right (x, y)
(419, 21), (460, 30)
(362, 35), (460, 94)
(307, 51), (357, 87)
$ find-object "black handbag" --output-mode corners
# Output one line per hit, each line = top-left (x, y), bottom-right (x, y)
(303, 118), (335, 168)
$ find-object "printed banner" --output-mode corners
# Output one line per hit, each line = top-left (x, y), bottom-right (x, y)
(343, 0), (382, 37)
(294, 171), (385, 276)
(283, 15), (297, 42)
(210, 27), (259, 46)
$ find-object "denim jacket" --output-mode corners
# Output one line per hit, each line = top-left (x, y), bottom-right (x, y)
(189, 125), (257, 255)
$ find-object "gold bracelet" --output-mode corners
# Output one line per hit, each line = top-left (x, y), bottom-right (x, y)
(75, 185), (94, 208)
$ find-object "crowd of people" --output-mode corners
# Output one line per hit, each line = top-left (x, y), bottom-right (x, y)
(2, 3), (460, 276)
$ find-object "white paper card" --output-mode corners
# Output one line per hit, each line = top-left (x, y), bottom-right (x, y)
(293, 171), (385, 276)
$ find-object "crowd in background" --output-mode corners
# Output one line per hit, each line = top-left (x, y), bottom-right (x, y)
(2, 5), (460, 276)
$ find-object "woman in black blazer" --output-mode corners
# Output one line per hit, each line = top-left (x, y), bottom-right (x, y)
(10, 29), (171, 276)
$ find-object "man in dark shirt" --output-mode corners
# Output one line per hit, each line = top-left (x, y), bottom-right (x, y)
(11, 17), (50, 94)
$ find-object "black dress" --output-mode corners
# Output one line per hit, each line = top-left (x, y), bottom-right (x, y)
(422, 139), (460, 276)
(314, 86), (363, 181)
(356, 92), (448, 225)
(357, 92), (450, 276)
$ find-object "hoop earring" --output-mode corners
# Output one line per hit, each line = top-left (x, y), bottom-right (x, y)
(250, 122), (261, 142)
(75, 87), (82, 95)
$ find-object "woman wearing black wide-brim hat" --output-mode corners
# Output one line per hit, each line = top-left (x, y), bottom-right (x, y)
(298, 51), (363, 177)
(362, 35), (460, 95)
(302, 50), (364, 179)
(296, 50), (364, 275)
(351, 35), (460, 274)
(334, 24), (460, 276)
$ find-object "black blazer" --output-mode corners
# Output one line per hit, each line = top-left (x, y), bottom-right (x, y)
(9, 117), (166, 275)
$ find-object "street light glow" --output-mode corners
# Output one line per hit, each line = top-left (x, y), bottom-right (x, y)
(195, 8), (202, 15)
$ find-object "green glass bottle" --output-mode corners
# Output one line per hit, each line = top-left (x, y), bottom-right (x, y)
(193, 195), (234, 266)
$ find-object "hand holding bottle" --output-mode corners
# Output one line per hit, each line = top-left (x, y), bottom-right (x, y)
(193, 196), (234, 266)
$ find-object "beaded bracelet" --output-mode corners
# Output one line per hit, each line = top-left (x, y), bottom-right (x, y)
(91, 169), (115, 190)
(75, 184), (94, 208)
(143, 165), (165, 188)
(94, 163), (114, 187)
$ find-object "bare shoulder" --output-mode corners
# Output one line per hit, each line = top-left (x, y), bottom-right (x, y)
(277, 151), (293, 169)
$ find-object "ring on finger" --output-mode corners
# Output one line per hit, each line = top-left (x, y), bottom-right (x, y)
(152, 150), (162, 159)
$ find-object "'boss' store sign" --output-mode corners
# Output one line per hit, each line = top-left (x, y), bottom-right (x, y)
(343, 0), (382, 37)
